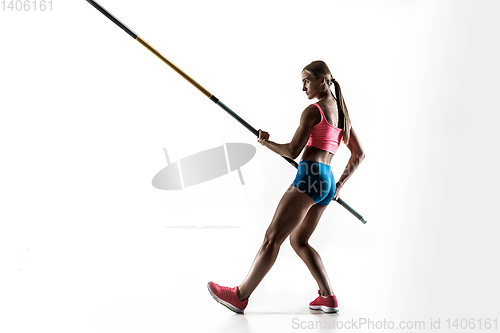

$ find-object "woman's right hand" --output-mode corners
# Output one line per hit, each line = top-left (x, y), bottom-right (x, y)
(258, 129), (270, 145)
(333, 181), (343, 201)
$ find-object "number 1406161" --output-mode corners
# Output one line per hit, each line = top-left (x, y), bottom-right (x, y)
(2, 0), (52, 11)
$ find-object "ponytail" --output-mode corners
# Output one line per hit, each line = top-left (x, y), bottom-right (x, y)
(331, 79), (351, 146)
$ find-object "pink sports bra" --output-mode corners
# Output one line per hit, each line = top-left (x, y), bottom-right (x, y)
(306, 103), (343, 154)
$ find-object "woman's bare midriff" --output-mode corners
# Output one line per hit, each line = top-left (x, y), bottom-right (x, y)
(300, 145), (334, 165)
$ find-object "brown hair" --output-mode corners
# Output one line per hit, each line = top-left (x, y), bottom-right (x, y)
(303, 60), (351, 145)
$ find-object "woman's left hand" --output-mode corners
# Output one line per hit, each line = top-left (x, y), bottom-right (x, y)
(258, 129), (270, 145)
(333, 181), (343, 201)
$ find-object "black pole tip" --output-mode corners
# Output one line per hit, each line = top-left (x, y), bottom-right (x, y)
(86, 0), (138, 39)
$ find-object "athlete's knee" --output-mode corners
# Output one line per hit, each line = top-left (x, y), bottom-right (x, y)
(263, 229), (286, 247)
(290, 234), (308, 252)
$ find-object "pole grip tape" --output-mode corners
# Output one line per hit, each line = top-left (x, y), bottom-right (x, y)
(337, 198), (367, 223)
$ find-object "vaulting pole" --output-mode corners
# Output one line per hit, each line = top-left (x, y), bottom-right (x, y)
(85, 0), (367, 223)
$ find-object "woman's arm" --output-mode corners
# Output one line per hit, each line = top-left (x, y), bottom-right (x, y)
(257, 105), (318, 159)
(334, 126), (365, 199)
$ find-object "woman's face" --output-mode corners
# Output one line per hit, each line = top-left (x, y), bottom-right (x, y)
(302, 70), (325, 100)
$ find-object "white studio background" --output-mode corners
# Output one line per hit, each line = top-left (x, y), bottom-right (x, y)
(0, 0), (499, 332)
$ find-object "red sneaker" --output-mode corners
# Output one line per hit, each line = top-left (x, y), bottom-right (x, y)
(309, 290), (339, 313)
(207, 281), (248, 314)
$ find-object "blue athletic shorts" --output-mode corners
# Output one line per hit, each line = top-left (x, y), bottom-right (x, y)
(290, 161), (336, 206)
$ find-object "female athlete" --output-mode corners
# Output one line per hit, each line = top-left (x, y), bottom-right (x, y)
(208, 60), (365, 314)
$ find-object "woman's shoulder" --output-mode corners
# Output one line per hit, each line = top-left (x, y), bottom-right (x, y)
(301, 104), (322, 125)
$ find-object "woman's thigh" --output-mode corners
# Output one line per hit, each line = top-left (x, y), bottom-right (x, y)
(264, 186), (316, 244)
(289, 203), (329, 246)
